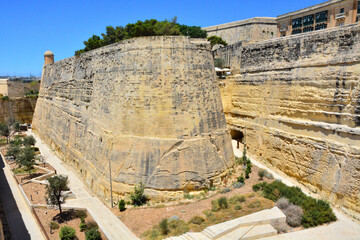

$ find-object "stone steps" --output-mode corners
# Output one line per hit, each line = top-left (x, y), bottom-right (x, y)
(164, 207), (285, 240)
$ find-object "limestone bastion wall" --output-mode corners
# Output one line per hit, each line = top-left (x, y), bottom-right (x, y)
(0, 98), (36, 123)
(32, 36), (234, 201)
(220, 24), (360, 219)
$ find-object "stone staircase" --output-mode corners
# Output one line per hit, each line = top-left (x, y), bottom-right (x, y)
(165, 207), (285, 240)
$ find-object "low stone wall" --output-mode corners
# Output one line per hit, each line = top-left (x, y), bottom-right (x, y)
(220, 24), (360, 219)
(32, 36), (234, 202)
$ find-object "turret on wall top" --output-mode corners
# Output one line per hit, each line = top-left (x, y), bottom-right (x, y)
(44, 50), (54, 65)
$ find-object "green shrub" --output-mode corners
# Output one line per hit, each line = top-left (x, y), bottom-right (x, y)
(184, 193), (194, 199)
(221, 187), (231, 194)
(252, 182), (267, 192)
(86, 221), (98, 231)
(232, 182), (244, 189)
(245, 169), (250, 179)
(211, 200), (220, 212)
(159, 219), (169, 235)
(229, 195), (246, 204)
(130, 182), (147, 206)
(234, 205), (242, 210)
(80, 220), (87, 232)
(75, 210), (87, 220)
(85, 228), (102, 240)
(50, 221), (59, 230)
(118, 199), (126, 212)
(217, 197), (228, 209)
(258, 169), (266, 180)
(2, 96), (9, 100)
(210, 186), (216, 191)
(262, 181), (336, 228)
(189, 216), (205, 225)
(59, 226), (76, 240)
(237, 174), (245, 183)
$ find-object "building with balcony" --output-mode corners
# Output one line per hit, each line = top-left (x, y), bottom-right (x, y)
(277, 0), (360, 37)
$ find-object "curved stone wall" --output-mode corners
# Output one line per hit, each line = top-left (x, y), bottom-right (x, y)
(32, 36), (234, 200)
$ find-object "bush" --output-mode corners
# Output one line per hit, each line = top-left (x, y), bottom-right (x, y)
(276, 197), (290, 210)
(234, 205), (242, 210)
(23, 136), (36, 146)
(284, 204), (303, 227)
(217, 197), (228, 209)
(159, 219), (169, 235)
(273, 222), (288, 233)
(75, 210), (87, 220)
(189, 216), (205, 225)
(184, 193), (194, 200)
(80, 220), (87, 232)
(85, 228), (102, 240)
(130, 182), (147, 206)
(232, 182), (244, 189)
(86, 221), (98, 231)
(237, 174), (245, 184)
(262, 181), (337, 228)
(265, 172), (274, 179)
(221, 187), (231, 194)
(211, 200), (220, 212)
(59, 226), (76, 240)
(258, 169), (266, 180)
(248, 200), (261, 208)
(118, 199), (126, 212)
(229, 195), (246, 204)
(50, 221), (59, 230)
(252, 182), (267, 192)
(245, 169), (250, 179)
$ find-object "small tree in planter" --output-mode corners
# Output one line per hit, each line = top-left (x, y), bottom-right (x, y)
(6, 144), (21, 161)
(130, 182), (147, 206)
(46, 175), (69, 215)
(22, 136), (36, 146)
(16, 147), (36, 176)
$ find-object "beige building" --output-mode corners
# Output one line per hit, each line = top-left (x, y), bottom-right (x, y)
(202, 17), (278, 45)
(277, 0), (360, 37)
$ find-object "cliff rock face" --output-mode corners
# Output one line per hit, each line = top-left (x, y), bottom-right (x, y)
(32, 36), (234, 200)
(220, 24), (360, 219)
(0, 98), (36, 123)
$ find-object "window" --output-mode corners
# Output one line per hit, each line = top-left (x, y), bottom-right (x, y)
(315, 23), (327, 30)
(303, 14), (314, 26)
(340, 8), (345, 14)
(292, 17), (303, 29)
(303, 26), (314, 33)
(316, 11), (328, 23)
(292, 29), (302, 35)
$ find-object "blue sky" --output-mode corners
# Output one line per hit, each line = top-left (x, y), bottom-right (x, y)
(0, 0), (325, 76)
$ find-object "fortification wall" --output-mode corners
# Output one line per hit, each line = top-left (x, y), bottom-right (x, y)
(0, 98), (36, 123)
(220, 24), (360, 219)
(203, 17), (277, 46)
(32, 36), (234, 201)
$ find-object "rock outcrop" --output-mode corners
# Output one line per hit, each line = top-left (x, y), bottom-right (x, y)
(219, 24), (360, 219)
(32, 36), (234, 201)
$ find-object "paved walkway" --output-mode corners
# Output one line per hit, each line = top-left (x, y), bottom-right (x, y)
(0, 156), (44, 240)
(30, 131), (139, 240)
(232, 140), (360, 240)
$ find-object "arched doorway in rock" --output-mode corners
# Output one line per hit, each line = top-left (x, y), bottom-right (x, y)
(230, 129), (244, 149)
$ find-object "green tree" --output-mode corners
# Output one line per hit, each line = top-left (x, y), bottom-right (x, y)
(23, 136), (36, 146)
(177, 24), (207, 38)
(16, 147), (36, 176)
(0, 122), (10, 143)
(130, 182), (147, 206)
(46, 175), (69, 215)
(207, 35), (228, 48)
(6, 144), (21, 161)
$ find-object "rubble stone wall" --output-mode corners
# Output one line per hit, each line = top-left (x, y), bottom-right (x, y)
(220, 24), (360, 219)
(32, 36), (234, 201)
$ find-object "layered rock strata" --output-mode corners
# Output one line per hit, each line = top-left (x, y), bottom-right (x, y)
(220, 24), (360, 219)
(32, 36), (234, 200)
